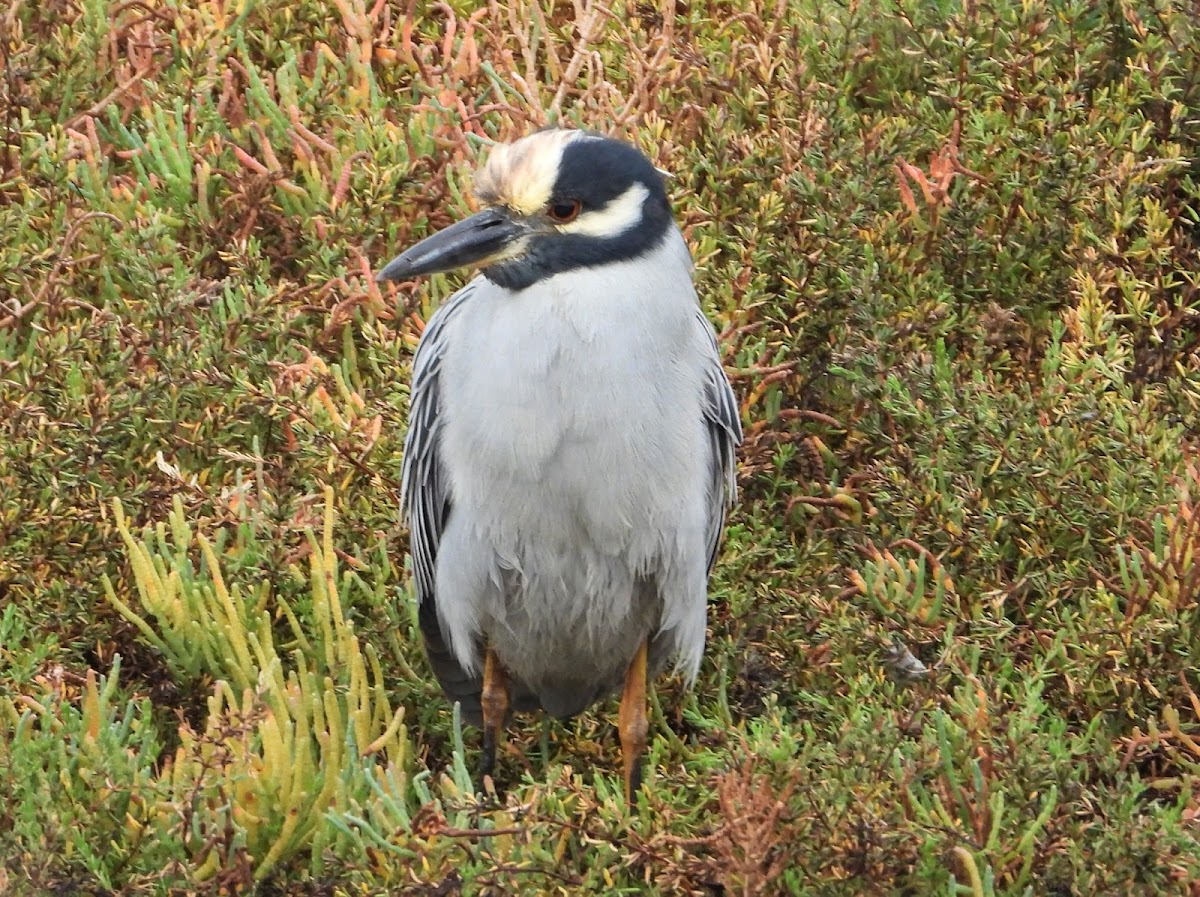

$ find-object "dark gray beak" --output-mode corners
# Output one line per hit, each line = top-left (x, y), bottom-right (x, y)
(375, 207), (528, 282)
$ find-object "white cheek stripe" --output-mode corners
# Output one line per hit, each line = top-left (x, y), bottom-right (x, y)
(558, 182), (649, 238)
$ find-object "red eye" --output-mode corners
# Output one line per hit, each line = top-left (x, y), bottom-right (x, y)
(547, 199), (582, 223)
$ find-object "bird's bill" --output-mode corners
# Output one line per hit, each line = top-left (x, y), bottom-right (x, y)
(375, 207), (528, 282)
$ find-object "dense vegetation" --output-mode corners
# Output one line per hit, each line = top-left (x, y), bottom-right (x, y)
(2, 0), (1199, 893)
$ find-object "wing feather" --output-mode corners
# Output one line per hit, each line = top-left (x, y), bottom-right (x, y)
(696, 309), (742, 572)
(400, 282), (483, 717)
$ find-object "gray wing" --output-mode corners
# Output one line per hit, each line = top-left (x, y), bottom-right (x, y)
(400, 282), (483, 714)
(697, 309), (742, 572)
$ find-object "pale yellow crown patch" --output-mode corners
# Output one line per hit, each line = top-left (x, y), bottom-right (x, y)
(473, 129), (588, 216)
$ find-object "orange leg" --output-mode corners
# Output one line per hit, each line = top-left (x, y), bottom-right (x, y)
(480, 648), (510, 781)
(618, 639), (650, 805)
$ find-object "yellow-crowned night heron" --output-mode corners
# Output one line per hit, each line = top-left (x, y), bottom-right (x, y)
(376, 129), (741, 802)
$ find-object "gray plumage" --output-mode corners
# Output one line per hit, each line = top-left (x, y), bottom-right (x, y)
(393, 130), (740, 723)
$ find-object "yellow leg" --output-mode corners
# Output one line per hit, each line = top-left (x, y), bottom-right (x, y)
(618, 639), (650, 805)
(480, 648), (509, 781)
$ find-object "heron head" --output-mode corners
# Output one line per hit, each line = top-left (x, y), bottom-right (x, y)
(376, 130), (673, 291)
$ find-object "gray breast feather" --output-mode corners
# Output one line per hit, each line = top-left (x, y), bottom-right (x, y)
(400, 279), (740, 718)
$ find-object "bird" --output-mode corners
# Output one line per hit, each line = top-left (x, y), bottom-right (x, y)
(376, 128), (741, 803)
